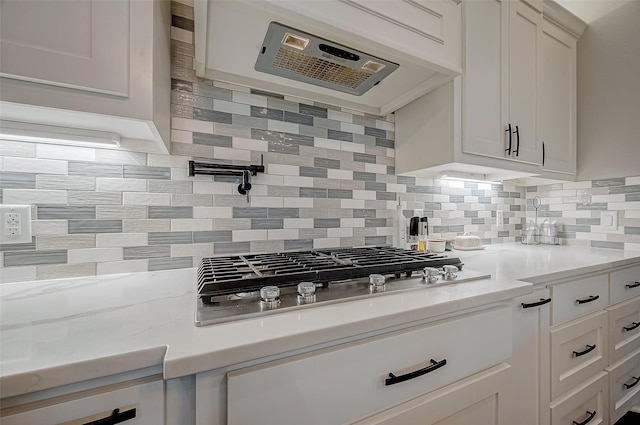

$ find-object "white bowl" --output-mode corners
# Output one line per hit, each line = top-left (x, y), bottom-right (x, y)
(427, 239), (446, 253)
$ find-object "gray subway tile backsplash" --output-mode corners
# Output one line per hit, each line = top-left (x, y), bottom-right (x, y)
(38, 205), (96, 220)
(193, 132), (233, 147)
(2, 1), (638, 282)
(251, 218), (284, 229)
(69, 220), (123, 234)
(193, 231), (232, 243)
(149, 231), (193, 245)
(327, 129), (353, 142)
(4, 250), (67, 266)
(193, 107), (232, 124)
(299, 104), (327, 118)
(124, 246), (171, 260)
(149, 256), (193, 271)
(148, 206), (193, 219)
(69, 162), (123, 178)
(0, 172), (36, 189)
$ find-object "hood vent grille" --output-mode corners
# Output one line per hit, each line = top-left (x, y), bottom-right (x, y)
(272, 48), (371, 89)
(255, 22), (399, 96)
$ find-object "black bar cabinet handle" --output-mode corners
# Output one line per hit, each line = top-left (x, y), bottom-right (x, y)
(521, 298), (552, 309)
(542, 141), (545, 166)
(623, 322), (640, 332)
(626, 281), (640, 289)
(84, 408), (136, 425)
(576, 295), (599, 305)
(385, 358), (447, 386)
(513, 125), (520, 156)
(573, 411), (596, 425)
(505, 124), (512, 155)
(624, 376), (640, 390)
(573, 344), (596, 358)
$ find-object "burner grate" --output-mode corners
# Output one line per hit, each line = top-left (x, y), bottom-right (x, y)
(197, 247), (463, 302)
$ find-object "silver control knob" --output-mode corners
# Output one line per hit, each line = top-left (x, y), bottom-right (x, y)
(369, 274), (386, 293)
(443, 265), (458, 280)
(423, 267), (440, 284)
(297, 282), (316, 304)
(260, 285), (281, 309)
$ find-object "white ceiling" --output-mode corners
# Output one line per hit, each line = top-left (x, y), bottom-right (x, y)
(555, 0), (631, 23)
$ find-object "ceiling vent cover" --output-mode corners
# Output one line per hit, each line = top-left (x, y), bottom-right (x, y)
(255, 22), (399, 96)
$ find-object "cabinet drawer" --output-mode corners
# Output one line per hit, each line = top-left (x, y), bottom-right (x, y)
(608, 296), (640, 364)
(550, 371), (608, 425)
(0, 379), (163, 425)
(550, 310), (608, 400)
(227, 307), (512, 425)
(550, 274), (609, 325)
(610, 265), (640, 305)
(607, 348), (640, 424)
(353, 363), (510, 425)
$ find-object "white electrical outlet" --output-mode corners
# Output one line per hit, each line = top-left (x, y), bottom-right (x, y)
(496, 210), (504, 228)
(0, 205), (32, 244)
(600, 211), (618, 231)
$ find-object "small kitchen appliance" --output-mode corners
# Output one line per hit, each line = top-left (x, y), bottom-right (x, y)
(196, 246), (490, 326)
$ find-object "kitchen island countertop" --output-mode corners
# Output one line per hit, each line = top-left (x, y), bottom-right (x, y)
(1, 244), (639, 399)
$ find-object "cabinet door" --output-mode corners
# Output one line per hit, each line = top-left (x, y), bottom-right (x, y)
(509, 289), (551, 425)
(1, 379), (163, 425)
(508, 0), (542, 165)
(226, 307), (512, 425)
(353, 363), (511, 425)
(0, 0), (129, 96)
(461, 0), (508, 159)
(538, 19), (577, 174)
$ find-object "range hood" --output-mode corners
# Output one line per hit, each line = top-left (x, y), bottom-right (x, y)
(255, 22), (399, 97)
(194, 0), (462, 115)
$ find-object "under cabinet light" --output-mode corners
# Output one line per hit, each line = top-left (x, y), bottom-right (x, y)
(0, 120), (120, 148)
(439, 171), (496, 184)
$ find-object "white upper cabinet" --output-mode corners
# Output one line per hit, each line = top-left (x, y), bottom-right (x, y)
(0, 0), (171, 154)
(462, 0), (541, 166)
(538, 16), (578, 175)
(396, 0), (584, 182)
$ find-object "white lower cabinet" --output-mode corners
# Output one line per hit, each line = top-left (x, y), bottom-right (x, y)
(0, 377), (164, 425)
(223, 306), (511, 425)
(607, 348), (640, 424)
(550, 372), (608, 425)
(354, 363), (511, 425)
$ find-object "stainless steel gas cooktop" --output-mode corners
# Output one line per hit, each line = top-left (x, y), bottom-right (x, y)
(195, 246), (490, 326)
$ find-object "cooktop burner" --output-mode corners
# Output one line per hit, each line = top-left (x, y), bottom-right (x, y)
(195, 246), (489, 326)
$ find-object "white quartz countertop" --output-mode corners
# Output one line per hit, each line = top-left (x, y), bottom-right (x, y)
(2, 244), (639, 399)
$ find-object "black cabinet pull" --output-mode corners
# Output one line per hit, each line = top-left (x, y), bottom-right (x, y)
(513, 125), (520, 156)
(573, 411), (596, 425)
(624, 376), (640, 390)
(385, 358), (447, 386)
(576, 295), (599, 305)
(573, 344), (596, 357)
(623, 322), (640, 332)
(521, 298), (552, 309)
(84, 408), (136, 425)
(626, 281), (640, 289)
(505, 124), (512, 155)
(542, 141), (545, 166)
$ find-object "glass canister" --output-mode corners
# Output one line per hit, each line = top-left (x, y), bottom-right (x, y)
(521, 221), (540, 245)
